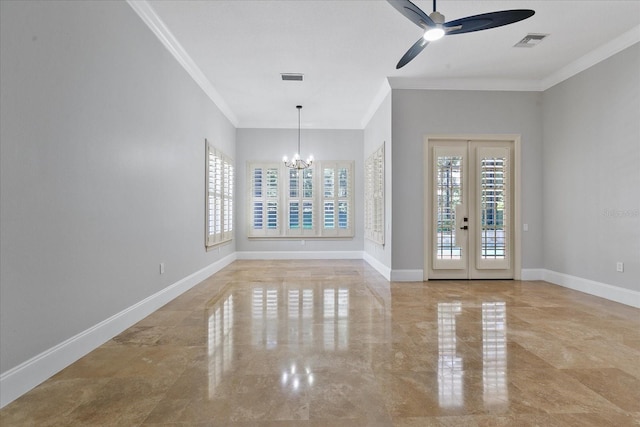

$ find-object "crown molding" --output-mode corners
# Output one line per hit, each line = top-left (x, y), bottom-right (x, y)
(541, 25), (640, 90)
(360, 79), (392, 129)
(387, 77), (542, 92)
(385, 25), (640, 95)
(127, 0), (239, 127)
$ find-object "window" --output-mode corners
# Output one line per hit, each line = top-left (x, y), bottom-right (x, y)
(321, 162), (353, 237)
(364, 143), (384, 244)
(287, 168), (315, 236)
(249, 163), (280, 237)
(206, 140), (234, 248)
(248, 161), (354, 238)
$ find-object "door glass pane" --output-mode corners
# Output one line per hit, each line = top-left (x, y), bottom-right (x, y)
(436, 156), (462, 260)
(480, 157), (506, 259)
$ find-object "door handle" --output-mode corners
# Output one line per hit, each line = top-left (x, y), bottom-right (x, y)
(460, 225), (468, 230)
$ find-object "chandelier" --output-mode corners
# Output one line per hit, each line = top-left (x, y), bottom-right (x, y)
(283, 105), (313, 170)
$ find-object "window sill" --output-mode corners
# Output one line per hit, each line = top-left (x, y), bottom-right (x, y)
(206, 238), (233, 251)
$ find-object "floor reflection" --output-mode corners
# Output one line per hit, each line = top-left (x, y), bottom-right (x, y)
(323, 288), (349, 351)
(249, 285), (353, 352)
(205, 281), (389, 398)
(209, 283), (510, 408)
(251, 287), (280, 349)
(281, 362), (315, 392)
(7, 260), (639, 425)
(286, 288), (314, 346)
(207, 292), (234, 398)
(482, 301), (508, 408)
(437, 302), (464, 407)
(435, 300), (509, 410)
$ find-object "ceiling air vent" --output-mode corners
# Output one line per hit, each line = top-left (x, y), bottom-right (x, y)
(514, 33), (549, 48)
(281, 73), (304, 81)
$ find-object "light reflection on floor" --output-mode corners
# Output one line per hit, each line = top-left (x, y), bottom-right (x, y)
(2, 260), (639, 426)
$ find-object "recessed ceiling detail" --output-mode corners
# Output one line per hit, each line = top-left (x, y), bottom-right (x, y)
(514, 33), (550, 48)
(281, 73), (304, 81)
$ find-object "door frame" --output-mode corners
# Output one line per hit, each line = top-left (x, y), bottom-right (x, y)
(423, 134), (522, 281)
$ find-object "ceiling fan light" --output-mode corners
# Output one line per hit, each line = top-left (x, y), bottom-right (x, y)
(423, 27), (445, 41)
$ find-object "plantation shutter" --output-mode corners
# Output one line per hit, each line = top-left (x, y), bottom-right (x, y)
(321, 161), (354, 237)
(365, 144), (384, 244)
(206, 140), (234, 248)
(286, 167), (315, 236)
(248, 162), (280, 237)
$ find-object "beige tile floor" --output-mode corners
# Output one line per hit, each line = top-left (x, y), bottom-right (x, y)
(2, 260), (640, 426)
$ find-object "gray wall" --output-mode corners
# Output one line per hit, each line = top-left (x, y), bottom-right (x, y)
(236, 128), (364, 253)
(542, 44), (640, 291)
(363, 92), (392, 269)
(0, 1), (236, 373)
(391, 89), (544, 271)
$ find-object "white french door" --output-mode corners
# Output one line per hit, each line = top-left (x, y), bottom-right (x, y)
(426, 139), (516, 280)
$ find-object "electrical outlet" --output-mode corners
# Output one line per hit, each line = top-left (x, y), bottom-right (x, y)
(616, 262), (624, 273)
(160, 263), (165, 274)
(523, 223), (529, 232)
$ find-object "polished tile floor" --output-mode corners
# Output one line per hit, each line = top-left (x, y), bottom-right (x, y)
(2, 260), (640, 426)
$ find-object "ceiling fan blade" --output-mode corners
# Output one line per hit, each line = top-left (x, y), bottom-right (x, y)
(396, 37), (429, 69)
(444, 9), (535, 35)
(387, 0), (435, 29)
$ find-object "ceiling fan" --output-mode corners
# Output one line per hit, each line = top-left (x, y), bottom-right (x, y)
(387, 0), (535, 69)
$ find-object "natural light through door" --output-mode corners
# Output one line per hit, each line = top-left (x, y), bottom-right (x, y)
(427, 139), (516, 279)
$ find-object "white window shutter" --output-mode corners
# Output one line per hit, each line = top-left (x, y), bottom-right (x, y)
(205, 140), (234, 248)
(247, 160), (353, 239)
(365, 143), (385, 244)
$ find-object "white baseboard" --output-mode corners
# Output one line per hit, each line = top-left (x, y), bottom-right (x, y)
(521, 268), (545, 280)
(543, 269), (640, 308)
(236, 251), (364, 260)
(363, 252), (391, 281)
(391, 269), (424, 282)
(0, 253), (236, 409)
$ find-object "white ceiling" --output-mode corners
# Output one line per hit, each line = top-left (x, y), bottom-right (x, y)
(141, 0), (640, 129)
